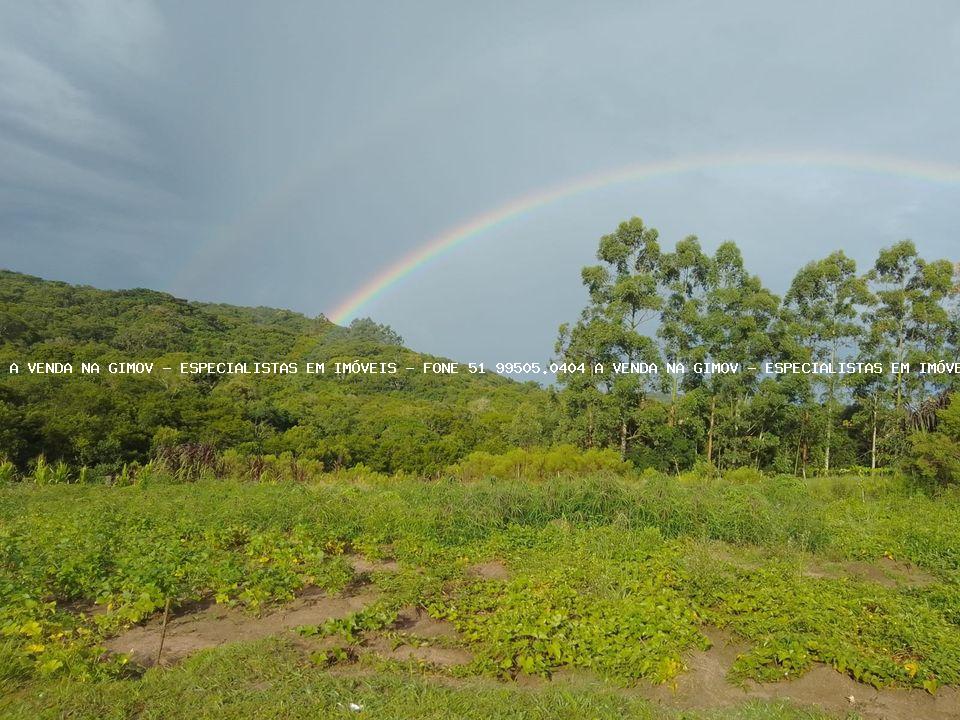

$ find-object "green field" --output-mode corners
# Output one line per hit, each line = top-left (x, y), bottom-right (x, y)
(2, 236), (960, 718)
(2, 470), (959, 719)
(4, 3), (960, 717)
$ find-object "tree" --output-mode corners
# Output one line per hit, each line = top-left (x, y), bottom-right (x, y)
(858, 243), (957, 468)
(857, 240), (914, 468)
(0, 304), (31, 344)
(0, 386), (35, 465)
(699, 242), (780, 468)
(556, 218), (664, 458)
(904, 395), (960, 489)
(347, 317), (404, 346)
(657, 236), (711, 424)
(783, 251), (870, 474)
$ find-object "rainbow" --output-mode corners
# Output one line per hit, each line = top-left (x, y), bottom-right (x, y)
(328, 149), (960, 324)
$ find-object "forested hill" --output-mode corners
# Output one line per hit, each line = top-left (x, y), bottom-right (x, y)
(0, 270), (554, 473)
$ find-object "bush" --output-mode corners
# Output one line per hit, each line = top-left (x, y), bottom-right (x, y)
(723, 466), (765, 483)
(154, 442), (221, 480)
(905, 432), (960, 489)
(447, 445), (630, 481)
(689, 460), (720, 480)
(905, 396), (960, 489)
(220, 450), (326, 483)
(30, 456), (71, 485)
(0, 458), (16, 484)
(707, 484), (775, 545)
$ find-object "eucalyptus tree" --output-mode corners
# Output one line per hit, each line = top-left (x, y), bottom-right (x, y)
(556, 217), (664, 457)
(857, 241), (914, 466)
(783, 251), (870, 474)
(949, 262), (960, 378)
(698, 242), (780, 468)
(657, 235), (712, 425)
(902, 256), (957, 426)
(858, 242), (956, 460)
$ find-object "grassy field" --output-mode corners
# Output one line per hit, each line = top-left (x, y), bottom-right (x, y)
(2, 472), (959, 718)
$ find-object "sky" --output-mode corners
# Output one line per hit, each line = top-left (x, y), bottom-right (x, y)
(2, 0), (959, 369)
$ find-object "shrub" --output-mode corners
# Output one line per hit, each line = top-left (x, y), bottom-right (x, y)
(690, 459), (720, 480)
(905, 395), (960, 489)
(31, 455), (50, 484)
(220, 450), (326, 483)
(723, 466), (765, 483)
(0, 458), (16, 484)
(905, 432), (960, 489)
(154, 442), (222, 480)
(707, 484), (775, 545)
(447, 445), (630, 481)
(50, 461), (71, 484)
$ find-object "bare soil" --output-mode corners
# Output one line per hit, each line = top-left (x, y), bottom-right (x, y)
(105, 586), (379, 667)
(805, 556), (937, 587)
(392, 606), (460, 640)
(467, 559), (510, 580)
(633, 626), (960, 720)
(362, 605), (473, 667)
(365, 636), (473, 667)
(103, 582), (958, 720)
(347, 554), (400, 574)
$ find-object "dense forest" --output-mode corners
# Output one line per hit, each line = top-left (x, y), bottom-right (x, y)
(2, 217), (960, 485)
(0, 270), (553, 475)
(556, 218), (960, 482)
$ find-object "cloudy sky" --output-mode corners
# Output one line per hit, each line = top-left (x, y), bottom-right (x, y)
(2, 0), (959, 366)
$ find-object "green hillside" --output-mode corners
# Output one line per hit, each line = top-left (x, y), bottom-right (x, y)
(0, 270), (555, 474)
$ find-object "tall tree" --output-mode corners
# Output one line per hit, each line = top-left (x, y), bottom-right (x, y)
(556, 218), (663, 457)
(784, 251), (870, 474)
(862, 242), (956, 447)
(657, 235), (711, 425)
(698, 242), (780, 468)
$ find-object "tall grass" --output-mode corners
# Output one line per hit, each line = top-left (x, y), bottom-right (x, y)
(1, 472), (907, 555)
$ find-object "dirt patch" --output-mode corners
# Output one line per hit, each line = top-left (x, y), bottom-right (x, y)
(62, 599), (109, 617)
(805, 556), (936, 588)
(366, 636), (473, 667)
(467, 559), (510, 580)
(363, 606), (471, 667)
(393, 606), (460, 640)
(636, 626), (960, 720)
(347, 554), (400, 574)
(639, 626), (751, 708)
(876, 556), (937, 585)
(751, 665), (960, 720)
(105, 586), (379, 667)
(432, 639), (959, 720)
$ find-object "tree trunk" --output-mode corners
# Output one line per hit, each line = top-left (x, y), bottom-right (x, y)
(619, 419), (628, 460)
(895, 323), (905, 411)
(706, 396), (716, 464)
(668, 374), (677, 428)
(794, 433), (802, 476)
(824, 417), (832, 475)
(870, 399), (878, 471)
(825, 347), (836, 476)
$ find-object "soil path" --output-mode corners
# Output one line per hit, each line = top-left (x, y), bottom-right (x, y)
(105, 586), (379, 667)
